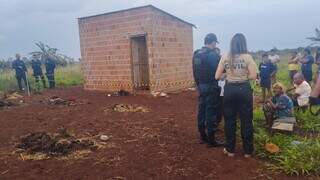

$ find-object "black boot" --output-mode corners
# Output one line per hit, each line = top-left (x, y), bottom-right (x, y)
(199, 129), (208, 144)
(207, 133), (225, 148)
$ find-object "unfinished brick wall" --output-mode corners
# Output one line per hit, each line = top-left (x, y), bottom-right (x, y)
(78, 6), (194, 92)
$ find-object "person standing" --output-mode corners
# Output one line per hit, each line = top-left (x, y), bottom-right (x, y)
(315, 48), (320, 82)
(193, 33), (224, 148)
(259, 53), (277, 102)
(288, 51), (300, 84)
(268, 49), (280, 85)
(45, 54), (56, 88)
(31, 54), (46, 93)
(12, 54), (29, 91)
(215, 33), (257, 158)
(300, 49), (314, 83)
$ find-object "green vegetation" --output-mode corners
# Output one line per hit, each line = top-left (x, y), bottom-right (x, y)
(0, 64), (83, 92)
(252, 55), (320, 176)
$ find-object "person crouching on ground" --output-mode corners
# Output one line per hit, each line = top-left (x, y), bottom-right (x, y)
(259, 53), (276, 102)
(215, 33), (257, 158)
(288, 51), (300, 84)
(263, 83), (294, 128)
(192, 33), (225, 148)
(287, 73), (312, 109)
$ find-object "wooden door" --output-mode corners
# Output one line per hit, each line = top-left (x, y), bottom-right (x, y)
(131, 36), (150, 90)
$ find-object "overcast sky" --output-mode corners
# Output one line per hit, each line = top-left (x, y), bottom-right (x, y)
(0, 0), (319, 59)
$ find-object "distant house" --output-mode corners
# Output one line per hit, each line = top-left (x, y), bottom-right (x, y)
(78, 5), (195, 93)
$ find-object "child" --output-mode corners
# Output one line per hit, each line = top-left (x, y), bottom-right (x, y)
(259, 54), (277, 102)
(288, 51), (300, 84)
(263, 83), (294, 127)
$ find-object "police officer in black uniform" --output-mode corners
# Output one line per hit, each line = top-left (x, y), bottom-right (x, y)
(45, 54), (56, 88)
(193, 33), (224, 147)
(31, 54), (46, 92)
(12, 54), (29, 91)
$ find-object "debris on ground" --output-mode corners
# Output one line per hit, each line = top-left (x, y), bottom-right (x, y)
(0, 92), (22, 109)
(100, 135), (112, 141)
(110, 104), (149, 113)
(151, 92), (169, 98)
(15, 129), (103, 160)
(6, 92), (24, 100)
(291, 140), (302, 146)
(107, 90), (130, 97)
(47, 96), (88, 106)
(0, 100), (15, 108)
(265, 143), (280, 153)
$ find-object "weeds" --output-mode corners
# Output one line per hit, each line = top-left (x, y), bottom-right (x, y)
(0, 64), (83, 92)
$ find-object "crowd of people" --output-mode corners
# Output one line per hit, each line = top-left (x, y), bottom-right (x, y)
(12, 53), (56, 93)
(192, 33), (320, 158)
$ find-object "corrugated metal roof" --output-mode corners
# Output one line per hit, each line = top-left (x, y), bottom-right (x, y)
(78, 5), (196, 27)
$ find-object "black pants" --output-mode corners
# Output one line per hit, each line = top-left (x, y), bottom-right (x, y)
(223, 82), (254, 154)
(46, 74), (55, 88)
(197, 83), (220, 135)
(16, 74), (28, 91)
(217, 96), (223, 125)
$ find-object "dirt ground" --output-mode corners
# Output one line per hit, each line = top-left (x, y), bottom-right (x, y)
(0, 87), (309, 180)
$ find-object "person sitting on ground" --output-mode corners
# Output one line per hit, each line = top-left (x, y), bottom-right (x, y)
(288, 51), (300, 84)
(300, 49), (314, 84)
(287, 73), (312, 108)
(259, 53), (277, 102)
(263, 83), (294, 128)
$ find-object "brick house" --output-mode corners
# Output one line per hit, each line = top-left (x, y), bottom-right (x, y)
(78, 5), (195, 93)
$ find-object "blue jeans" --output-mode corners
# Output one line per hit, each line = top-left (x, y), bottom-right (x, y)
(197, 83), (220, 135)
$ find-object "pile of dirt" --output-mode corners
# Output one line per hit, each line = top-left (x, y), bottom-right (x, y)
(0, 100), (15, 108)
(47, 96), (87, 106)
(0, 92), (22, 108)
(16, 129), (98, 157)
(112, 104), (149, 113)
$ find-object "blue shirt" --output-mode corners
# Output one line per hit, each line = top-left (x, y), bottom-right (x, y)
(259, 62), (276, 79)
(301, 55), (314, 72)
(272, 94), (294, 118)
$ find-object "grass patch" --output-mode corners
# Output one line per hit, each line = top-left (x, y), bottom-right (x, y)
(0, 64), (83, 92)
(253, 56), (320, 176)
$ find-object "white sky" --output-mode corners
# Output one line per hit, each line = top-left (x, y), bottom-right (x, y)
(0, 0), (319, 58)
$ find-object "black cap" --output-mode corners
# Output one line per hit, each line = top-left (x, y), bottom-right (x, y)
(204, 33), (219, 45)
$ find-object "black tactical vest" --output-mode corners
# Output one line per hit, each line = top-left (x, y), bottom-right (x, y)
(193, 47), (218, 85)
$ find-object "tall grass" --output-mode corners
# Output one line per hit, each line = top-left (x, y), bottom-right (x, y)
(0, 64), (83, 92)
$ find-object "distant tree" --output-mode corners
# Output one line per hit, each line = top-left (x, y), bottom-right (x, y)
(307, 28), (320, 45)
(30, 42), (75, 66)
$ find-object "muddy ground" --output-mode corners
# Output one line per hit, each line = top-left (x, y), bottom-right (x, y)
(0, 87), (310, 180)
